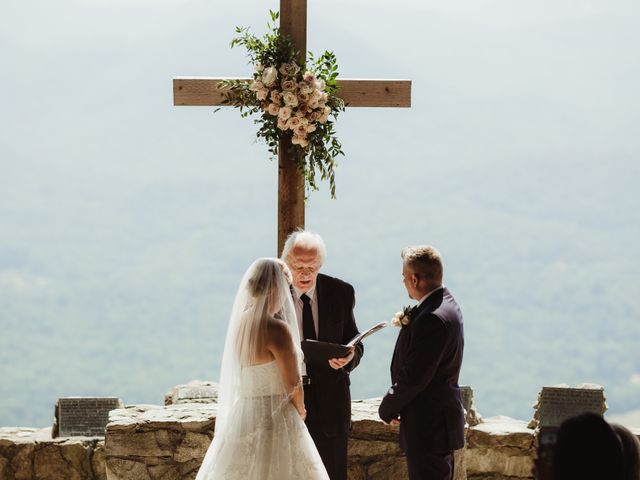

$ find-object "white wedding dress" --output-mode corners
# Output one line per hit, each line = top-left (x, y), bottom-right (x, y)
(196, 360), (328, 480)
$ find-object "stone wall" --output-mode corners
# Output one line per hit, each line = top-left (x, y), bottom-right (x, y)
(0, 427), (105, 480)
(103, 399), (536, 480)
(7, 398), (638, 480)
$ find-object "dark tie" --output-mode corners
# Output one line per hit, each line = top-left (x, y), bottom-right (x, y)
(301, 294), (316, 340)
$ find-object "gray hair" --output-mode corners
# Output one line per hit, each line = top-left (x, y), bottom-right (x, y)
(281, 230), (327, 266)
(401, 245), (444, 285)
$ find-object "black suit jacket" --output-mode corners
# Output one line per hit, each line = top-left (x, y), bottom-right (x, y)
(304, 273), (364, 436)
(379, 287), (465, 454)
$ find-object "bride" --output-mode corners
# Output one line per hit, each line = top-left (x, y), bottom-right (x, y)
(195, 258), (329, 480)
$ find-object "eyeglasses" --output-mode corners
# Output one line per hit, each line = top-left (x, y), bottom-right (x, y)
(290, 264), (320, 275)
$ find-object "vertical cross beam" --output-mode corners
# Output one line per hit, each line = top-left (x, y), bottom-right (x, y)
(277, 0), (307, 256)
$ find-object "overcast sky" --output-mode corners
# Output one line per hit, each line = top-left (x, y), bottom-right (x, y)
(1, 0), (639, 426)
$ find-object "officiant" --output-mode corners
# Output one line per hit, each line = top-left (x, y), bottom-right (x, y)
(282, 230), (364, 480)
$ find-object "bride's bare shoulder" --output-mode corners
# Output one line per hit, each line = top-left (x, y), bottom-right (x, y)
(265, 317), (294, 350)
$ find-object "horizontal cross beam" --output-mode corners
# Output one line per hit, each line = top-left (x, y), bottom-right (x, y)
(173, 77), (411, 108)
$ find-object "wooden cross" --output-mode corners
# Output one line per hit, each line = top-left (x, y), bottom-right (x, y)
(173, 0), (411, 255)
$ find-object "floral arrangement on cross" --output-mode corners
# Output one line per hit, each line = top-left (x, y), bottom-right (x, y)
(218, 10), (345, 197)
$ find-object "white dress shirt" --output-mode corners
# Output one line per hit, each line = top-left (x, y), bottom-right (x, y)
(293, 285), (319, 377)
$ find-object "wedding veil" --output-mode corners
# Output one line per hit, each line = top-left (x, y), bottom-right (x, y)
(214, 257), (300, 434)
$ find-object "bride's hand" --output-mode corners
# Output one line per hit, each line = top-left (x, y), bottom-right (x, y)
(297, 407), (307, 421)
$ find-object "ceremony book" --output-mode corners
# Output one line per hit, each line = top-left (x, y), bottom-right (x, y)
(301, 321), (388, 365)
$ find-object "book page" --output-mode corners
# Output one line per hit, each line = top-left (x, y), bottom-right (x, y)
(346, 321), (388, 347)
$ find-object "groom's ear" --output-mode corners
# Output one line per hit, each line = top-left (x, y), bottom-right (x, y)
(411, 273), (420, 288)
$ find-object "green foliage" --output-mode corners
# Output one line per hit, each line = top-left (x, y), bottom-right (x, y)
(218, 10), (346, 198)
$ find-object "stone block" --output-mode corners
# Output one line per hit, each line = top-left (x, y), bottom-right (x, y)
(164, 381), (219, 406)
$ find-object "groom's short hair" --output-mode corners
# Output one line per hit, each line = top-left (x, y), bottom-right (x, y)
(401, 245), (443, 285)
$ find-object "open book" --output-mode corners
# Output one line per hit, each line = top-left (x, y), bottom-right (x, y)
(301, 321), (388, 365)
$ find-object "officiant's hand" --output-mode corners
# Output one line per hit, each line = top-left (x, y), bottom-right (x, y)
(328, 347), (355, 370)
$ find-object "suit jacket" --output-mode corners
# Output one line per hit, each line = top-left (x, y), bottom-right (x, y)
(304, 273), (364, 436)
(378, 287), (465, 454)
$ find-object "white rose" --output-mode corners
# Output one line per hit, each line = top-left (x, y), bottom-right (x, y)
(292, 135), (308, 148)
(283, 91), (299, 107)
(278, 106), (292, 121)
(313, 78), (326, 91)
(299, 82), (314, 95)
(303, 71), (315, 83)
(306, 123), (317, 133)
(250, 80), (264, 92)
(298, 91), (310, 102)
(309, 89), (322, 102)
(267, 103), (280, 116)
(318, 111), (330, 124)
(256, 88), (269, 101)
(262, 66), (278, 87)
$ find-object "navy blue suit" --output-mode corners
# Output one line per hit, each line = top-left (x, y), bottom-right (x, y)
(379, 287), (465, 480)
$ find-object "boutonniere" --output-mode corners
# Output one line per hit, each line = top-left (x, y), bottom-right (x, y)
(390, 306), (417, 328)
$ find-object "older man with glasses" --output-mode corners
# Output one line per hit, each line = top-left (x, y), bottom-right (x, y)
(281, 230), (364, 480)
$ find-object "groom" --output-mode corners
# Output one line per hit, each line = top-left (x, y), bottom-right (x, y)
(282, 230), (364, 480)
(379, 245), (465, 480)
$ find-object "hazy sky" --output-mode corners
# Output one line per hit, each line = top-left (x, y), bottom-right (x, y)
(1, 0), (639, 427)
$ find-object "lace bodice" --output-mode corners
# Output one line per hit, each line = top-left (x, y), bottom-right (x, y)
(240, 361), (286, 397)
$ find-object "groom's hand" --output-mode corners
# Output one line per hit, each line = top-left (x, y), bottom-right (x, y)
(328, 347), (355, 370)
(383, 418), (401, 426)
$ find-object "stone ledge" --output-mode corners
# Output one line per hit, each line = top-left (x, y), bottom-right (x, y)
(0, 427), (106, 480)
(102, 399), (535, 480)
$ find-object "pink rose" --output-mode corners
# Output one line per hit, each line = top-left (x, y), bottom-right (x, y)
(270, 90), (282, 103)
(279, 62), (300, 76)
(286, 116), (302, 129)
(294, 124), (308, 137)
(256, 88), (269, 101)
(267, 103), (280, 116)
(278, 106), (292, 121)
(281, 79), (297, 92)
(277, 118), (289, 130)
